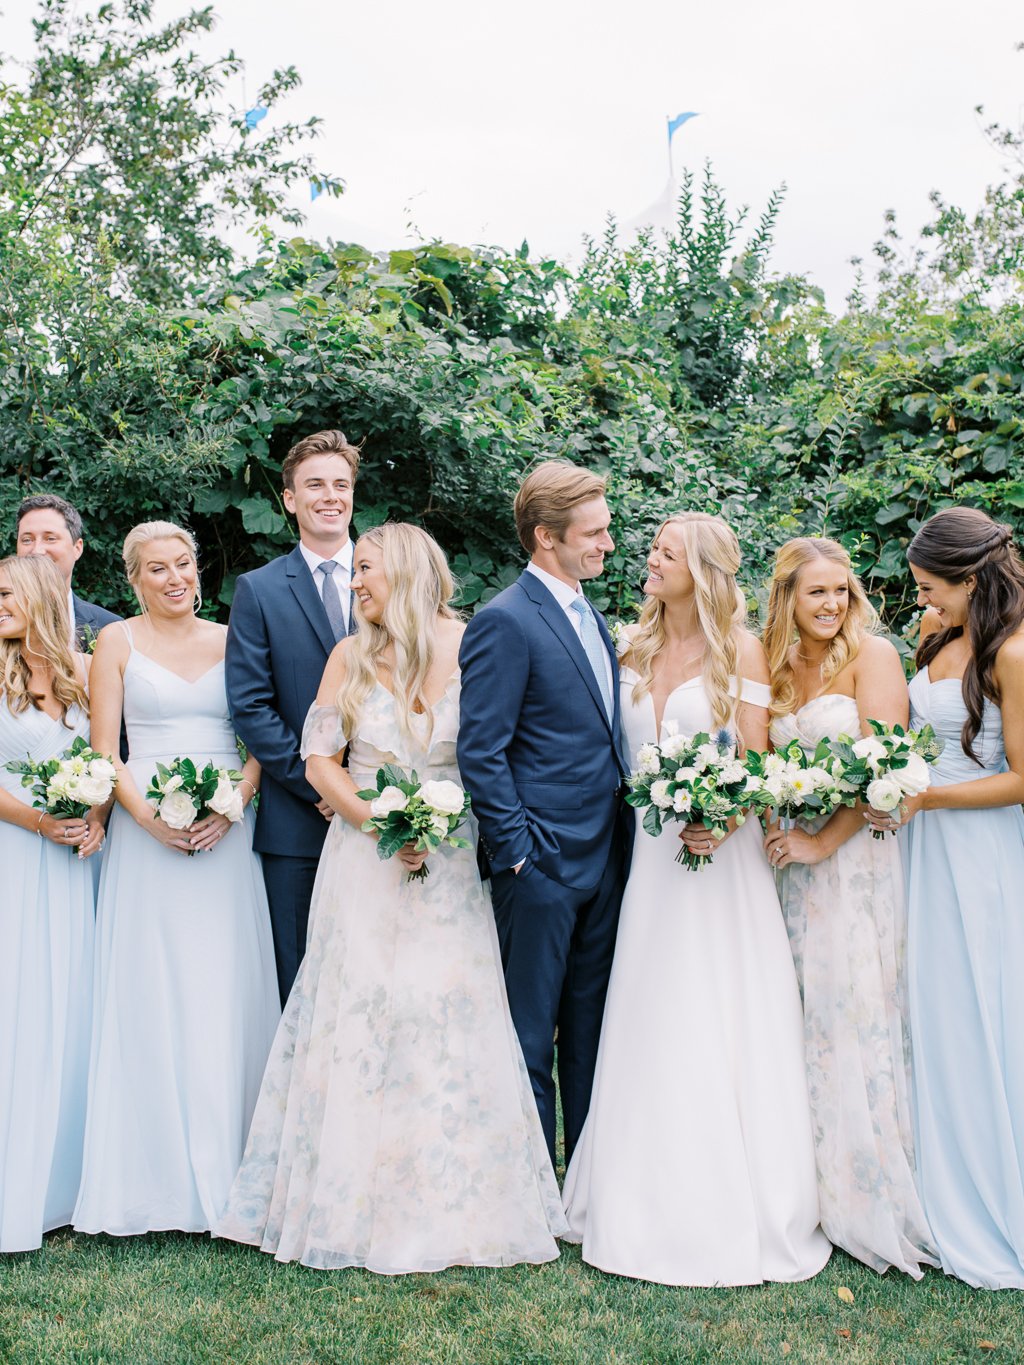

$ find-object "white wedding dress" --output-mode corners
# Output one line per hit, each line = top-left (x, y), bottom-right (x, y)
(772, 694), (936, 1277)
(562, 669), (830, 1286)
(216, 674), (567, 1272)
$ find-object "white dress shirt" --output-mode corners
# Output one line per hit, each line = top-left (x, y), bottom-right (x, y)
(299, 538), (354, 632)
(526, 562), (615, 699)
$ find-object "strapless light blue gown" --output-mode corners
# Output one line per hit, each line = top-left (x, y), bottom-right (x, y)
(0, 699), (96, 1253)
(904, 666), (1024, 1288)
(73, 630), (279, 1236)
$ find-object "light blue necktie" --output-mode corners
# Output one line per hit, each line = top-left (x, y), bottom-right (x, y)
(317, 560), (348, 642)
(570, 596), (613, 724)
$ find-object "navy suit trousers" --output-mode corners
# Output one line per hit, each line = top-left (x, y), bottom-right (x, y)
(489, 832), (625, 1169)
(261, 852), (321, 1005)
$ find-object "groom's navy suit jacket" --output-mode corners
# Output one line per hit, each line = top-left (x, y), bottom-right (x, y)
(225, 545), (345, 860)
(457, 569), (630, 890)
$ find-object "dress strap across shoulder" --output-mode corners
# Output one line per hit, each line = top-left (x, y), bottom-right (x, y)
(737, 677), (771, 708)
(118, 620), (135, 649)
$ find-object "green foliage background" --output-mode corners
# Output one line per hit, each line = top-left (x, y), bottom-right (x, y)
(2, 2), (1022, 645)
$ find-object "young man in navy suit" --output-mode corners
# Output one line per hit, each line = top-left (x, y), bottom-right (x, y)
(16, 494), (121, 649)
(457, 461), (632, 1168)
(226, 430), (361, 1002)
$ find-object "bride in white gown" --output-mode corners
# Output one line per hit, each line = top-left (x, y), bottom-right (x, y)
(563, 512), (830, 1286)
(216, 524), (566, 1273)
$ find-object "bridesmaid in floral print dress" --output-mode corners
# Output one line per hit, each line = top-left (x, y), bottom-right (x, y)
(762, 537), (936, 1278)
(216, 524), (566, 1273)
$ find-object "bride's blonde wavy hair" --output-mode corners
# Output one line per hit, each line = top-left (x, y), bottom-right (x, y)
(629, 512), (746, 734)
(763, 537), (878, 717)
(0, 555), (89, 722)
(337, 524), (458, 746)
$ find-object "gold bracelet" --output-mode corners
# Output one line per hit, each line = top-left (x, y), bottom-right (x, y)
(239, 779), (257, 801)
(36, 810), (45, 837)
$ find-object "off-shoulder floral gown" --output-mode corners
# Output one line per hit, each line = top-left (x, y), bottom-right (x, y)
(772, 694), (936, 1278)
(216, 674), (567, 1273)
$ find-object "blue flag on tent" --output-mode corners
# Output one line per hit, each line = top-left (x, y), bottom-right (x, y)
(667, 111), (698, 142)
(244, 105), (268, 131)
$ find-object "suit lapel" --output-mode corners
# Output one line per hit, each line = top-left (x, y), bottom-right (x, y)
(519, 571), (614, 738)
(285, 546), (336, 656)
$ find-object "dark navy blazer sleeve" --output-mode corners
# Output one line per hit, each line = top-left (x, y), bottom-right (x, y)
(457, 605), (533, 873)
(225, 572), (318, 803)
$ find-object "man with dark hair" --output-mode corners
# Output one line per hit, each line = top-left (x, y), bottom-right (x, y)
(225, 430), (361, 1002)
(16, 494), (121, 648)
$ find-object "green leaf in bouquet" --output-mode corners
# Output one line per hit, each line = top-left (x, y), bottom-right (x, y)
(811, 739), (834, 766)
(179, 757), (197, 784)
(830, 737), (858, 764)
(642, 806), (663, 837)
(355, 786), (379, 801)
(625, 789), (649, 808)
(377, 825), (411, 861)
(448, 835), (472, 850)
(379, 763), (410, 792)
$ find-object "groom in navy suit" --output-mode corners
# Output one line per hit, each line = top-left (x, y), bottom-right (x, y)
(458, 461), (632, 1167)
(226, 430), (361, 1002)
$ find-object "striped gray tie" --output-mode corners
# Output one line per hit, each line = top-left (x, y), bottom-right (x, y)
(317, 560), (347, 642)
(570, 596), (613, 723)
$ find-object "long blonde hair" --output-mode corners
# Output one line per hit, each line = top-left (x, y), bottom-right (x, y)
(122, 520), (199, 613)
(337, 524), (458, 746)
(0, 555), (89, 721)
(629, 513), (746, 733)
(763, 537), (878, 717)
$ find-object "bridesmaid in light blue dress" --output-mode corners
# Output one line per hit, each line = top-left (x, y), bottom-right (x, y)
(0, 556), (106, 1253)
(73, 522), (279, 1237)
(882, 507), (1024, 1289)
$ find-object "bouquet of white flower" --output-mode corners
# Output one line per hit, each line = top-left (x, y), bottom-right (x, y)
(7, 736), (117, 831)
(145, 757), (245, 853)
(744, 737), (847, 830)
(626, 723), (763, 870)
(825, 721), (944, 838)
(357, 764), (472, 882)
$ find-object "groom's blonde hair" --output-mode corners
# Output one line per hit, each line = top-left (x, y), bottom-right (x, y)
(514, 461), (606, 553)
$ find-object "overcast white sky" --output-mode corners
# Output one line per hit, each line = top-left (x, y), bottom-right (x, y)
(3, 0), (1022, 305)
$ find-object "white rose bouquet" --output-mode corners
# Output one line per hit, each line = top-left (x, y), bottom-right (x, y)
(7, 736), (117, 839)
(825, 721), (944, 838)
(744, 738), (847, 831)
(626, 723), (763, 870)
(357, 763), (472, 882)
(145, 757), (245, 854)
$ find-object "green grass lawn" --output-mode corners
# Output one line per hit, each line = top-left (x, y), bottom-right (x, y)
(1, 1229), (1021, 1364)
